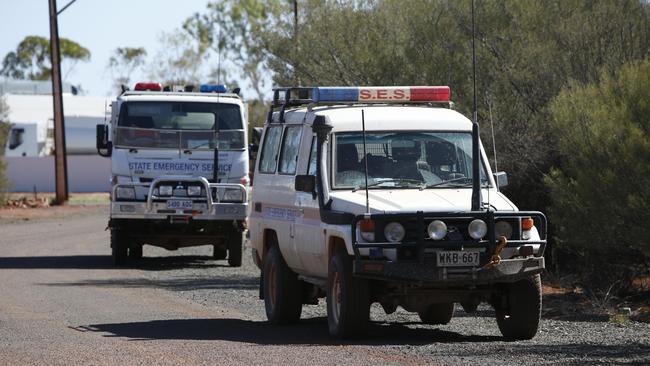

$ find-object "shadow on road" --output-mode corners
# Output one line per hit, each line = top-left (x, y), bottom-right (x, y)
(43, 275), (259, 291)
(0, 254), (228, 271)
(84, 317), (503, 345)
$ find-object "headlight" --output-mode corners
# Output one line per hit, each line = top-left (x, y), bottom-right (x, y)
(468, 219), (487, 239)
(495, 220), (513, 239)
(427, 220), (447, 240)
(159, 185), (173, 196)
(187, 186), (202, 196)
(384, 222), (405, 243)
(115, 186), (136, 200)
(222, 188), (243, 202)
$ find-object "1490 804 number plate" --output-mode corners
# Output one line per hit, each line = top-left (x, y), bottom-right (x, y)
(167, 200), (193, 209)
(437, 251), (480, 267)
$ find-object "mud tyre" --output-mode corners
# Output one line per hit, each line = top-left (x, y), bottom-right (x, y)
(327, 246), (370, 338)
(495, 274), (542, 340)
(213, 245), (227, 260)
(129, 243), (143, 260)
(263, 245), (302, 324)
(110, 228), (128, 266)
(418, 303), (455, 325)
(227, 233), (243, 267)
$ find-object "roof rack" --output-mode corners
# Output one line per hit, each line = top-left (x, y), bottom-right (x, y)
(267, 86), (453, 124)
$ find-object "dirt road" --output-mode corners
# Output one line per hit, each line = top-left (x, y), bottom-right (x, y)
(1, 206), (648, 365)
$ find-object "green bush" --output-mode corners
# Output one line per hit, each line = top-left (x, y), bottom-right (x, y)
(546, 59), (650, 293)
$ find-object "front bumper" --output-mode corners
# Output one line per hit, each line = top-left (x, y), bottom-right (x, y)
(354, 256), (544, 286)
(110, 175), (248, 221)
(351, 210), (547, 285)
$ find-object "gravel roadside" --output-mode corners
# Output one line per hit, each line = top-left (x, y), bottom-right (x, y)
(1, 205), (648, 365)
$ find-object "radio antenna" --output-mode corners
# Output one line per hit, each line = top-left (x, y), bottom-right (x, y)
(362, 109), (370, 213)
(470, 0), (483, 211)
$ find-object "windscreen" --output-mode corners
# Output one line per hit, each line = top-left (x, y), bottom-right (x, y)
(334, 131), (488, 189)
(115, 101), (244, 150)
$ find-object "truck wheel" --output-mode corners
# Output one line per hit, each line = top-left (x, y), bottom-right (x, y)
(263, 245), (302, 324)
(110, 228), (128, 266)
(213, 245), (227, 260)
(129, 244), (143, 260)
(327, 246), (370, 338)
(418, 303), (455, 325)
(227, 233), (243, 267)
(495, 274), (542, 340)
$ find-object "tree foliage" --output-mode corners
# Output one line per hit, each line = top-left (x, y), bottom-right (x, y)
(183, 0), (283, 101)
(546, 59), (650, 291)
(0, 35), (91, 81)
(0, 95), (10, 204)
(107, 47), (147, 94)
(149, 29), (211, 86)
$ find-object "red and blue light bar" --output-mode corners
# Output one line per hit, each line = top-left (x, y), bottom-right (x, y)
(200, 84), (228, 93)
(134, 82), (163, 91)
(312, 86), (451, 103)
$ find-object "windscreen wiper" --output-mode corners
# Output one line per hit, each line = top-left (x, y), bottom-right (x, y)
(352, 178), (422, 192)
(423, 176), (488, 189)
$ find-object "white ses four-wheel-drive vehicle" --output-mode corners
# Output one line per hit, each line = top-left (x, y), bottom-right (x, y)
(97, 83), (249, 267)
(249, 86), (547, 339)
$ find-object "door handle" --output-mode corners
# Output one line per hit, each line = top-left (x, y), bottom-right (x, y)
(129, 148), (138, 153)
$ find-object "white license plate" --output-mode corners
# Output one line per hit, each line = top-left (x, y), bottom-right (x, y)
(436, 251), (480, 267)
(167, 200), (193, 209)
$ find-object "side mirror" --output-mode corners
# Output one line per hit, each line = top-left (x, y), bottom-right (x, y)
(493, 171), (508, 189)
(295, 174), (316, 193)
(248, 143), (259, 160)
(96, 124), (112, 157)
(252, 127), (263, 144)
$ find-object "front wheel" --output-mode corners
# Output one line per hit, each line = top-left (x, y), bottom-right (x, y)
(495, 274), (542, 340)
(110, 228), (128, 266)
(418, 303), (455, 325)
(227, 232), (243, 267)
(129, 243), (143, 260)
(263, 245), (302, 324)
(327, 246), (370, 338)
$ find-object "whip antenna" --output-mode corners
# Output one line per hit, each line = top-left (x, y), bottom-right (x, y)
(470, 0), (483, 211)
(362, 109), (370, 213)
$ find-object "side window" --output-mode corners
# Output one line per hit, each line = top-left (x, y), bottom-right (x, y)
(307, 136), (318, 176)
(259, 126), (282, 174)
(278, 126), (302, 174)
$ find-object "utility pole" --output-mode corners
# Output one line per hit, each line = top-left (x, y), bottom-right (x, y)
(293, 0), (300, 86)
(48, 0), (74, 204)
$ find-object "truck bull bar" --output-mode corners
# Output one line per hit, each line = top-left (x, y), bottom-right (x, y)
(111, 176), (247, 217)
(350, 210), (547, 284)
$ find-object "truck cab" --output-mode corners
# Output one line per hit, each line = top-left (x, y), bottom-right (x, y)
(97, 82), (249, 266)
(250, 86), (547, 339)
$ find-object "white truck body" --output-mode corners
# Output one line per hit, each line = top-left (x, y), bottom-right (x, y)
(98, 86), (249, 266)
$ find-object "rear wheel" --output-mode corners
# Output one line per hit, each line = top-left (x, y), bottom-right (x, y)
(327, 246), (370, 338)
(263, 245), (302, 324)
(227, 232), (243, 267)
(129, 243), (143, 260)
(110, 228), (127, 266)
(213, 245), (227, 260)
(418, 303), (455, 325)
(495, 274), (542, 340)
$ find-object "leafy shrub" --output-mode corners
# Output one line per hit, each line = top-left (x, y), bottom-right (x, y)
(546, 59), (650, 293)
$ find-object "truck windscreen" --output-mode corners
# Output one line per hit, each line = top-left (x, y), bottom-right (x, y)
(115, 101), (244, 150)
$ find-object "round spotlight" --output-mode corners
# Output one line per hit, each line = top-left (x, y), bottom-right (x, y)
(468, 219), (487, 239)
(384, 222), (405, 243)
(427, 220), (447, 240)
(495, 220), (513, 239)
